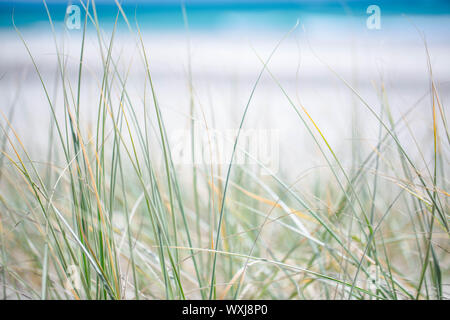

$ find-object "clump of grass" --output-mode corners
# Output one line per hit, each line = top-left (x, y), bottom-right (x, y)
(0, 1), (448, 300)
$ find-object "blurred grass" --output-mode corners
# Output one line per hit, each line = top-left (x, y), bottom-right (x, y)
(0, 0), (448, 300)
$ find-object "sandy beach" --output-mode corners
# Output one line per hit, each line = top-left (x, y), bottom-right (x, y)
(1, 14), (449, 178)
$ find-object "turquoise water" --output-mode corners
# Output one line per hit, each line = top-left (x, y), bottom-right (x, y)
(1, 0), (450, 30)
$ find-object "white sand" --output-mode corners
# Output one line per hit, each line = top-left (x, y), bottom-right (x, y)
(1, 15), (449, 178)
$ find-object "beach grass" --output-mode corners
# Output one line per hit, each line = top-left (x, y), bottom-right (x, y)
(0, 0), (448, 300)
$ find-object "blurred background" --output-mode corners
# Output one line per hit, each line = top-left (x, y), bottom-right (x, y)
(1, 0), (449, 175)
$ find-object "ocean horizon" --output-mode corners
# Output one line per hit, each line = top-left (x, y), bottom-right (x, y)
(2, 0), (450, 31)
